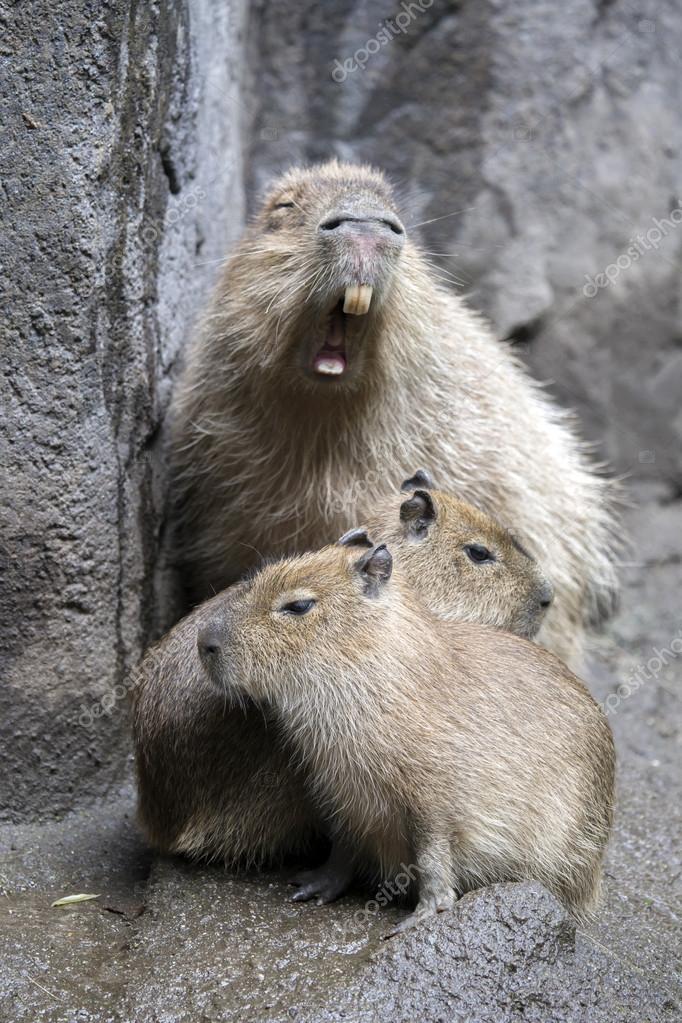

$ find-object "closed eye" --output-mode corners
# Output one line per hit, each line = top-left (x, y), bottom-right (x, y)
(279, 598), (316, 615)
(464, 543), (496, 564)
(274, 201), (295, 209)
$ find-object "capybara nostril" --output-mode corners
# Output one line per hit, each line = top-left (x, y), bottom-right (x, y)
(197, 624), (223, 659)
(318, 212), (405, 237)
(539, 580), (555, 608)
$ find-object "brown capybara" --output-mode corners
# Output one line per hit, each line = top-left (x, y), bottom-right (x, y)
(194, 541), (615, 931)
(132, 485), (555, 869)
(170, 160), (619, 669)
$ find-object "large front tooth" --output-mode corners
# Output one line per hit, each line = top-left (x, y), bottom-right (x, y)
(315, 357), (345, 376)
(343, 283), (373, 315)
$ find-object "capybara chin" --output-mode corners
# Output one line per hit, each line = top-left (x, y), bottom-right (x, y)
(170, 159), (620, 668)
(131, 486), (556, 869)
(196, 542), (615, 929)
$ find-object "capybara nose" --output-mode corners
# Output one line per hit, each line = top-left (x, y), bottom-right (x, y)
(538, 580), (555, 608)
(318, 211), (405, 241)
(197, 624), (223, 659)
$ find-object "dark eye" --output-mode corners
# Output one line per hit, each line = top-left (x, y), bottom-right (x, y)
(464, 543), (495, 564)
(274, 201), (295, 209)
(280, 598), (315, 615)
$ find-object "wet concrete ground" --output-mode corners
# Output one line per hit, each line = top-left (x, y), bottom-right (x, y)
(1, 484), (680, 1022)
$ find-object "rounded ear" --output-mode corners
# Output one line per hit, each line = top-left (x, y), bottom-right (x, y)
(337, 526), (374, 549)
(353, 544), (393, 596)
(400, 469), (434, 493)
(399, 489), (437, 539)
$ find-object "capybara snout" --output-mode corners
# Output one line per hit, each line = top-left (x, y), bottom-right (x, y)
(259, 162), (406, 319)
(317, 207), (405, 240)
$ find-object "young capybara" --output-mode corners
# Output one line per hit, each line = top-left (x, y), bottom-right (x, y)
(195, 541), (615, 931)
(362, 469), (554, 638)
(170, 160), (619, 668)
(132, 484), (555, 868)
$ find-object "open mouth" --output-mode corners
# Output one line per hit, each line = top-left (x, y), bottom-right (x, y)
(312, 284), (373, 378)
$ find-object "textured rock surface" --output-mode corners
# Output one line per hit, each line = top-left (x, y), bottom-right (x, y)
(0, 0), (245, 820)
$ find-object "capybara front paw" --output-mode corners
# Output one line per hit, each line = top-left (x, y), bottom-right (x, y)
(289, 866), (350, 905)
(383, 894), (454, 939)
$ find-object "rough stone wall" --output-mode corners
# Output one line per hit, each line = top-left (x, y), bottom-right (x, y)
(0, 0), (246, 820)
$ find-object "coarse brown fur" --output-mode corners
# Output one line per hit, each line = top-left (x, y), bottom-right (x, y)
(132, 487), (555, 867)
(170, 159), (620, 670)
(195, 542), (615, 926)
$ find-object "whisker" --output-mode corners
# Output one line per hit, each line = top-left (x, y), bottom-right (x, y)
(405, 206), (477, 229)
(418, 244), (505, 253)
(237, 540), (266, 562)
(193, 255), (230, 268)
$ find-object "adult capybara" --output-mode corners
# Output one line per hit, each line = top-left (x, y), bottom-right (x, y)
(170, 160), (619, 668)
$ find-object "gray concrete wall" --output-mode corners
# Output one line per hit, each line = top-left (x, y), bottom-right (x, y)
(2, 0), (680, 822)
